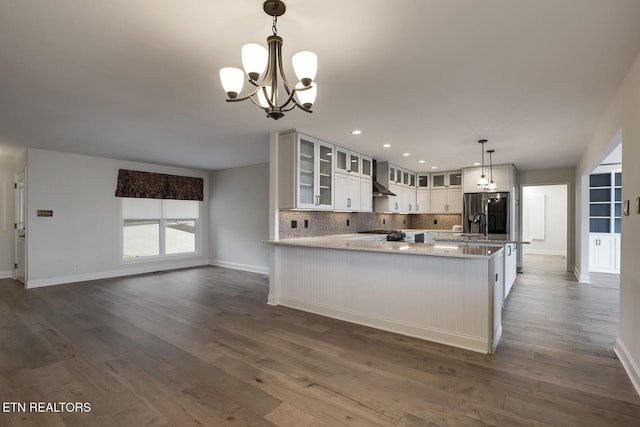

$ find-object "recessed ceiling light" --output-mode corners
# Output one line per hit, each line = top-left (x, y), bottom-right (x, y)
(351, 129), (362, 135)
(418, 160), (426, 164)
(431, 166), (438, 169)
(382, 143), (391, 148)
(473, 162), (481, 166)
(403, 153), (411, 157)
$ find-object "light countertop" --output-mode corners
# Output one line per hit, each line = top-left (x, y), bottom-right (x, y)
(268, 233), (502, 259)
(434, 233), (529, 244)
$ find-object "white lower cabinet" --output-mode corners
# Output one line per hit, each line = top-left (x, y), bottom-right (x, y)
(335, 172), (362, 211)
(504, 243), (517, 298)
(589, 233), (619, 273)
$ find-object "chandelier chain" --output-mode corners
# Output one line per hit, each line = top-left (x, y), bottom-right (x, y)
(272, 14), (278, 35)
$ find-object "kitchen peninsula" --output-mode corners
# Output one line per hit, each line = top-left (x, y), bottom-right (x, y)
(268, 234), (504, 354)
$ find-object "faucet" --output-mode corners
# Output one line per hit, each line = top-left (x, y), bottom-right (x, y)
(472, 213), (487, 236)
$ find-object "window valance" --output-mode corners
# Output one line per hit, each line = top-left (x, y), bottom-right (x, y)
(115, 169), (204, 201)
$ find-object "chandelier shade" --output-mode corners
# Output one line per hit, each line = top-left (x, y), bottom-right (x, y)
(219, 0), (318, 120)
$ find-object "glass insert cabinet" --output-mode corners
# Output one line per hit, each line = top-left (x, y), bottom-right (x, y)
(297, 135), (334, 209)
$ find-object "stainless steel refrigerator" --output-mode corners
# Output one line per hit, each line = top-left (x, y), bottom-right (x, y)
(463, 192), (510, 236)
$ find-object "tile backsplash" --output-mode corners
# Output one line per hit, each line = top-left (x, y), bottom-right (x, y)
(279, 210), (462, 239)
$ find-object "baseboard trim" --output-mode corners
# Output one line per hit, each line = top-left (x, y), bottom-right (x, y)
(210, 260), (269, 275)
(574, 266), (590, 284)
(523, 249), (567, 256)
(276, 296), (491, 354)
(25, 259), (209, 289)
(0, 270), (13, 279)
(615, 337), (640, 397)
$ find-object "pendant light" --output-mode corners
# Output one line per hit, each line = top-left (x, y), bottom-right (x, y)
(477, 139), (488, 188)
(219, 0), (318, 120)
(487, 149), (497, 191)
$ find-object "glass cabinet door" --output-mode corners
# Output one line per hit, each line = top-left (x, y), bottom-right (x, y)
(349, 153), (360, 174)
(410, 173), (416, 187)
(361, 156), (372, 178)
(298, 137), (315, 205)
(389, 166), (395, 182)
(449, 171), (462, 187)
(395, 168), (402, 183)
(432, 173), (446, 188)
(318, 143), (333, 206)
(335, 147), (348, 173)
(418, 174), (429, 188)
(403, 170), (409, 186)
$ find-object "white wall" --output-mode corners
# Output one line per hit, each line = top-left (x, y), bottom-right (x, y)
(522, 185), (567, 256)
(0, 156), (15, 277)
(26, 148), (209, 287)
(209, 163), (269, 274)
(576, 51), (640, 395)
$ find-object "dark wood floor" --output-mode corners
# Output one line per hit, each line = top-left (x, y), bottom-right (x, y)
(1, 254), (639, 426)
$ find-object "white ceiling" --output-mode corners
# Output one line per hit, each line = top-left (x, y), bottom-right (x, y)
(1, 0), (639, 172)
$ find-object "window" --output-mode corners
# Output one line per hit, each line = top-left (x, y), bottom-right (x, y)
(122, 199), (199, 259)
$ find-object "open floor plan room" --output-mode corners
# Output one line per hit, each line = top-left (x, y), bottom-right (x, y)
(1, 254), (638, 426)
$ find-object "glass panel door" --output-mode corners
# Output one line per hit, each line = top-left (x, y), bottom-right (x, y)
(318, 143), (333, 206)
(418, 174), (429, 188)
(349, 153), (360, 174)
(361, 157), (372, 178)
(449, 172), (462, 187)
(432, 173), (445, 187)
(298, 138), (315, 205)
(335, 147), (348, 173)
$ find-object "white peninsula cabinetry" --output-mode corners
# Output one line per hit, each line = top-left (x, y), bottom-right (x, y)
(269, 236), (504, 354)
(589, 233), (620, 273)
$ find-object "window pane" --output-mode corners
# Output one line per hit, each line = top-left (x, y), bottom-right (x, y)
(614, 188), (621, 201)
(123, 220), (160, 258)
(615, 172), (622, 186)
(614, 218), (621, 233)
(589, 173), (610, 187)
(166, 220), (196, 254)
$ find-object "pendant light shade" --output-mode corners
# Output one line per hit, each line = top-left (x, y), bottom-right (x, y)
(487, 149), (497, 191)
(295, 82), (317, 108)
(241, 43), (268, 81)
(477, 139), (488, 188)
(219, 67), (245, 99)
(292, 51), (318, 86)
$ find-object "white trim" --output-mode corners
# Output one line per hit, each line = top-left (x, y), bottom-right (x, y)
(278, 297), (490, 354)
(0, 270), (13, 279)
(25, 259), (209, 289)
(574, 266), (590, 283)
(523, 249), (567, 256)
(210, 260), (269, 275)
(615, 337), (640, 397)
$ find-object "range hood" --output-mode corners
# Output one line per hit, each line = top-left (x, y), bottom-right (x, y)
(372, 159), (396, 197)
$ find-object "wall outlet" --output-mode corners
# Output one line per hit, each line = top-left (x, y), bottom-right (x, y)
(304, 219), (309, 228)
(291, 220), (297, 228)
(403, 219), (406, 225)
(383, 219), (386, 225)
(434, 219), (438, 225)
(346, 219), (350, 226)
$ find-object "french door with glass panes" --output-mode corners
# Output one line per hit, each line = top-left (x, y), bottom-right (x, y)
(296, 134), (334, 209)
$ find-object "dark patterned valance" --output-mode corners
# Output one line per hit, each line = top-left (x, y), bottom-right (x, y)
(115, 169), (203, 201)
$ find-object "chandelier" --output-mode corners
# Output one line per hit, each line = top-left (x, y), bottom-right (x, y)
(487, 149), (497, 191)
(219, 0), (318, 120)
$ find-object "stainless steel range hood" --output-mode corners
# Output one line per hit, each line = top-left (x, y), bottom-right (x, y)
(372, 159), (396, 197)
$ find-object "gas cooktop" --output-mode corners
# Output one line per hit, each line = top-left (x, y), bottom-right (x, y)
(359, 229), (401, 234)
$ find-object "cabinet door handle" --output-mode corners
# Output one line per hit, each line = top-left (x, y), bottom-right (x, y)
(409, 204), (412, 211)
(315, 195), (320, 205)
(508, 246), (512, 256)
(347, 198), (351, 208)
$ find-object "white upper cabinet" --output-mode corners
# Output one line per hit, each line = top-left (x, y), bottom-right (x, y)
(430, 188), (462, 213)
(361, 155), (373, 180)
(335, 173), (362, 211)
(431, 171), (462, 189)
(335, 146), (362, 176)
(462, 165), (515, 193)
(278, 131), (334, 210)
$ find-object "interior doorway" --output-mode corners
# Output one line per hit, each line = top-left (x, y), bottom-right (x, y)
(521, 184), (569, 268)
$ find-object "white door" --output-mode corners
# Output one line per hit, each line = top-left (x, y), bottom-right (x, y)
(15, 172), (26, 284)
(348, 174), (361, 210)
(334, 172), (349, 210)
(430, 189), (447, 213)
(448, 188), (463, 213)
